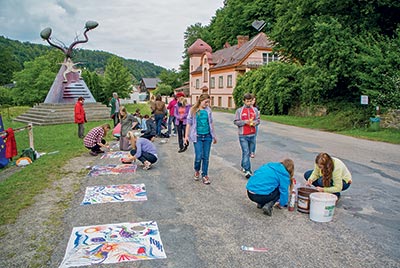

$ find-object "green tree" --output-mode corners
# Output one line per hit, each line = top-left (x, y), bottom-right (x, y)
(153, 84), (173, 97)
(82, 69), (106, 103)
(103, 56), (132, 100)
(0, 47), (20, 85)
(12, 50), (64, 106)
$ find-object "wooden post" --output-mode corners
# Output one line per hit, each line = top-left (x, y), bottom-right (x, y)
(28, 123), (34, 150)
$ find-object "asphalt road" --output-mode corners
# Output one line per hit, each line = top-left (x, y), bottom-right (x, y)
(51, 112), (400, 268)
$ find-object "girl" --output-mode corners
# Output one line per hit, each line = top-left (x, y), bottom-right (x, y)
(184, 94), (217, 185)
(119, 106), (139, 151)
(174, 96), (191, 153)
(84, 123), (111, 156)
(304, 152), (352, 198)
(122, 131), (158, 170)
(246, 159), (294, 216)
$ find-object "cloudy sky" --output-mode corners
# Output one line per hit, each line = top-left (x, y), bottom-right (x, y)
(0, 0), (224, 70)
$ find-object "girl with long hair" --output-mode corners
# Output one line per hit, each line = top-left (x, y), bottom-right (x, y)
(83, 123), (111, 156)
(304, 152), (352, 198)
(184, 94), (217, 185)
(119, 106), (139, 150)
(174, 96), (191, 152)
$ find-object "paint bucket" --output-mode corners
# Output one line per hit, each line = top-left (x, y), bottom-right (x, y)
(309, 192), (338, 222)
(297, 187), (318, 213)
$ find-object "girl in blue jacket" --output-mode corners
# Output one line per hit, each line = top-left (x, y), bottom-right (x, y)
(246, 159), (294, 216)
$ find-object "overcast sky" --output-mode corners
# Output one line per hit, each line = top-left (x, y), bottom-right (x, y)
(0, 0), (224, 70)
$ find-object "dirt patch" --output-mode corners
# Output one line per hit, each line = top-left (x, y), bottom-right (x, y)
(0, 154), (96, 267)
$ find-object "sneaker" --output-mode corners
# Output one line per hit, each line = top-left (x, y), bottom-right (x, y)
(178, 148), (184, 153)
(194, 171), (200, 181)
(241, 167), (246, 173)
(250, 153), (255, 158)
(202, 175), (211, 185)
(262, 201), (274, 216)
(257, 203), (263, 209)
(89, 151), (98, 156)
(143, 160), (152, 170)
(245, 171), (252, 179)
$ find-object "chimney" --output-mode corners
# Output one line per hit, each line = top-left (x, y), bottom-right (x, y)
(237, 35), (249, 48)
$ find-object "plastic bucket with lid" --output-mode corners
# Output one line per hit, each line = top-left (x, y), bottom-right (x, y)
(297, 187), (318, 213)
(309, 192), (338, 222)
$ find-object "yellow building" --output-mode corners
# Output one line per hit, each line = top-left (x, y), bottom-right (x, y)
(188, 33), (277, 109)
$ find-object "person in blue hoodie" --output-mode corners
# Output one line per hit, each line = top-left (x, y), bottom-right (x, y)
(246, 159), (294, 216)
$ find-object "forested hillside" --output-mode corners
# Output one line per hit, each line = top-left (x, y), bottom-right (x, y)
(0, 36), (165, 86)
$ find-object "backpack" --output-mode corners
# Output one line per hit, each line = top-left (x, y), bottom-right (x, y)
(20, 148), (37, 162)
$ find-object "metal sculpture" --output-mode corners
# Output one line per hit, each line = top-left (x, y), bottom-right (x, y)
(40, 21), (99, 103)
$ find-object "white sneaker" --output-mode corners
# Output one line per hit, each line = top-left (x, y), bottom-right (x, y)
(245, 171), (252, 179)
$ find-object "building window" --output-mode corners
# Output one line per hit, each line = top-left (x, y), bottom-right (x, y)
(196, 79), (200, 89)
(227, 75), (233, 88)
(210, 77), (215, 89)
(218, 76), (223, 88)
(211, 96), (215, 106)
(228, 96), (232, 108)
(203, 68), (208, 82)
(204, 58), (208, 64)
(218, 97), (222, 106)
(263, 52), (279, 64)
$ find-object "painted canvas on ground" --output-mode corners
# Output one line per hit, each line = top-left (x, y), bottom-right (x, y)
(88, 164), (137, 177)
(100, 151), (129, 159)
(59, 221), (166, 267)
(81, 184), (147, 205)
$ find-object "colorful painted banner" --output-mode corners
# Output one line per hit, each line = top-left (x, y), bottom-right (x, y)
(59, 221), (166, 267)
(81, 184), (147, 205)
(100, 151), (129, 159)
(87, 164), (137, 177)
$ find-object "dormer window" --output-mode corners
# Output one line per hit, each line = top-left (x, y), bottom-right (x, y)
(204, 58), (208, 64)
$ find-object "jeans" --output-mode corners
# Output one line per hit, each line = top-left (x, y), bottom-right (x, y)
(239, 134), (256, 172)
(130, 149), (158, 164)
(154, 114), (164, 136)
(86, 139), (106, 153)
(304, 170), (351, 198)
(193, 133), (212, 177)
(113, 112), (120, 127)
(78, 123), (84, 138)
(176, 122), (186, 149)
(168, 115), (176, 135)
(247, 187), (280, 208)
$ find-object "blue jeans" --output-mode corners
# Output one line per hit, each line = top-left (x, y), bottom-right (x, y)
(168, 115), (176, 135)
(154, 114), (164, 136)
(247, 187), (280, 208)
(193, 133), (212, 177)
(304, 170), (351, 198)
(239, 134), (256, 172)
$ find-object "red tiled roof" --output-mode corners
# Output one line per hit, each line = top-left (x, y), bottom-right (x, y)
(188, 39), (212, 55)
(192, 33), (274, 72)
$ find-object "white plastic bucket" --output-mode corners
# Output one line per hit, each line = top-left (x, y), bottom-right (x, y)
(309, 192), (338, 222)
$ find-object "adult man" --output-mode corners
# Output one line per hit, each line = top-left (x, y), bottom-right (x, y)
(74, 96), (87, 138)
(234, 93), (260, 179)
(109, 92), (120, 127)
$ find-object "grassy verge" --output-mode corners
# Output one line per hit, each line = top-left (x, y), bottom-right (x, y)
(263, 115), (400, 144)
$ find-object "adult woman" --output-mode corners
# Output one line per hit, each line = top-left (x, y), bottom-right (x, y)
(304, 152), (352, 198)
(83, 123), (111, 156)
(151, 94), (166, 137)
(122, 131), (158, 170)
(246, 159), (294, 216)
(119, 106), (139, 151)
(184, 93), (217, 185)
(174, 96), (191, 153)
